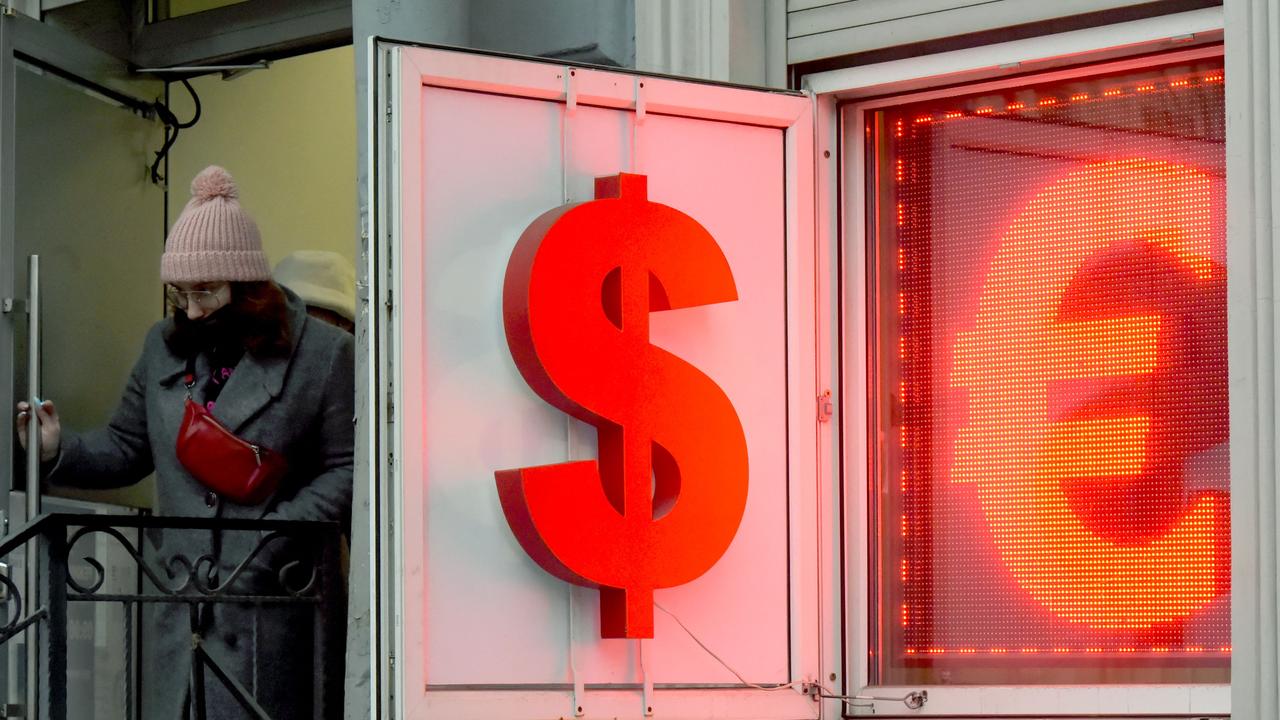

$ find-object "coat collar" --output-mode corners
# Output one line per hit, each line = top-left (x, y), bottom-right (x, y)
(157, 286), (309, 433)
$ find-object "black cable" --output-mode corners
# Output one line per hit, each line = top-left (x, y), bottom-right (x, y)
(174, 78), (202, 128)
(150, 78), (202, 186)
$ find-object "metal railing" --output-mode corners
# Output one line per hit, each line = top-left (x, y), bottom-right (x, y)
(0, 513), (343, 720)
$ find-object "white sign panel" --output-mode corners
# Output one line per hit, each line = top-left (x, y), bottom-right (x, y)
(384, 46), (822, 719)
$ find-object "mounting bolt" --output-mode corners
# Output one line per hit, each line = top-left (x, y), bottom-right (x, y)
(804, 683), (821, 702)
(818, 390), (834, 423)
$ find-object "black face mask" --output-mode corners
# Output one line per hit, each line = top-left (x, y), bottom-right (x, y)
(186, 309), (244, 357)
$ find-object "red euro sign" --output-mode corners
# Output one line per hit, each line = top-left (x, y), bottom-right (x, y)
(496, 173), (749, 639)
(952, 159), (1228, 630)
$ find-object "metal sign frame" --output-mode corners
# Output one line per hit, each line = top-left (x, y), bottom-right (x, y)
(805, 6), (1231, 718)
(373, 42), (831, 720)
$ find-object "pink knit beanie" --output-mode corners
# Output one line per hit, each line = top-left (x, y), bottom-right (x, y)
(160, 166), (271, 283)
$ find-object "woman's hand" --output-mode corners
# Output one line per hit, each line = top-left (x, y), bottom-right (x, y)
(15, 399), (61, 464)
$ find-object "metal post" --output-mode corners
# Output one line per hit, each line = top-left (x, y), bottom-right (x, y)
(314, 530), (343, 720)
(24, 254), (39, 720)
(36, 527), (64, 720)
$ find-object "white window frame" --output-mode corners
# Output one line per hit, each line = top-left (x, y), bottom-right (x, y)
(805, 7), (1233, 717)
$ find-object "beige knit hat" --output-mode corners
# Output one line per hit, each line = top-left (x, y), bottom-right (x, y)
(274, 250), (357, 322)
(160, 166), (271, 283)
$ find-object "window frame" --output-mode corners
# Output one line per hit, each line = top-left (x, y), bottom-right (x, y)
(817, 10), (1231, 717)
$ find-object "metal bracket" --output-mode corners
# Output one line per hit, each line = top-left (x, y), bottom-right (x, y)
(136, 61), (270, 76)
(1, 298), (26, 314)
(804, 682), (821, 702)
(817, 390), (834, 423)
(634, 77), (646, 124)
(569, 588), (585, 717)
(639, 639), (654, 716)
(0, 703), (25, 718)
(564, 69), (578, 115)
(572, 674), (585, 717)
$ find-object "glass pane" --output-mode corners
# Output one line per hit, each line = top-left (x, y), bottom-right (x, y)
(13, 62), (162, 511)
(867, 56), (1228, 685)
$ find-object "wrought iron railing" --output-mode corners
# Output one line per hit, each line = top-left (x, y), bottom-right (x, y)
(0, 513), (343, 720)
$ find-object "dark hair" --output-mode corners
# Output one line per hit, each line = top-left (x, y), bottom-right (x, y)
(166, 281), (293, 359)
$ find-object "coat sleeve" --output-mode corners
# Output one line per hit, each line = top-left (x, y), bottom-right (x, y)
(46, 329), (156, 489)
(264, 333), (354, 526)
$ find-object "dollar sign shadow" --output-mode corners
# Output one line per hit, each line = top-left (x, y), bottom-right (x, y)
(496, 174), (750, 639)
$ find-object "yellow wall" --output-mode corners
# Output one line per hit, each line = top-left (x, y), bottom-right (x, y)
(167, 45), (357, 269)
(165, 0), (249, 19)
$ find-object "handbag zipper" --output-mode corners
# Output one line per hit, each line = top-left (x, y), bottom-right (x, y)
(193, 402), (264, 466)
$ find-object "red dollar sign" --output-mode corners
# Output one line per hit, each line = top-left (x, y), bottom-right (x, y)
(496, 173), (749, 639)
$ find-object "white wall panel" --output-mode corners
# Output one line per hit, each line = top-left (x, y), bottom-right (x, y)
(788, 0), (1191, 64)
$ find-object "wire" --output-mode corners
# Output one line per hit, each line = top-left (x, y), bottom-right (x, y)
(654, 602), (925, 711)
(653, 602), (931, 715)
(653, 601), (802, 693)
(149, 78), (203, 186)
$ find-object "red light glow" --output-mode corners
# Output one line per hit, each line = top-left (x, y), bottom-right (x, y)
(876, 59), (1228, 683)
(952, 159), (1227, 630)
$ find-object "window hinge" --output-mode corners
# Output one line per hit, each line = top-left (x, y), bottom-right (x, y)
(817, 390), (834, 423)
(387, 653), (396, 720)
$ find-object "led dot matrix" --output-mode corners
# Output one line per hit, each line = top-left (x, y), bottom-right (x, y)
(872, 60), (1228, 685)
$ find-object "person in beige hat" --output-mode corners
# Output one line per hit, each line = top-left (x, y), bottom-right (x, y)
(16, 165), (352, 719)
(274, 250), (356, 333)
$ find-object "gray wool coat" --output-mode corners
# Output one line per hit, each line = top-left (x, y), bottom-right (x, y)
(48, 288), (353, 719)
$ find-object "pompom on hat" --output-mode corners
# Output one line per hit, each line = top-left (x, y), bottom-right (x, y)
(160, 166), (271, 283)
(274, 251), (357, 322)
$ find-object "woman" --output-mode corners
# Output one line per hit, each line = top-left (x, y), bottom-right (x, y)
(16, 166), (353, 719)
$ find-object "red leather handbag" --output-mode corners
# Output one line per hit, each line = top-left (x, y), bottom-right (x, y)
(175, 374), (287, 506)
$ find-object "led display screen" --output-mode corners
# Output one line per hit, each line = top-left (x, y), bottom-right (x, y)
(867, 57), (1228, 684)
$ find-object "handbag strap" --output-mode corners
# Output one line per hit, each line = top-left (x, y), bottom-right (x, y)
(183, 355), (197, 398)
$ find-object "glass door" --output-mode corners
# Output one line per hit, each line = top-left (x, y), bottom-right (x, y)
(0, 13), (165, 719)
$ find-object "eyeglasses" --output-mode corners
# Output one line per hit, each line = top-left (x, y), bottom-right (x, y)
(165, 285), (227, 310)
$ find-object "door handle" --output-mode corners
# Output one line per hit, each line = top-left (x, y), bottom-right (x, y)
(23, 256), (39, 720)
(25, 255), (40, 511)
